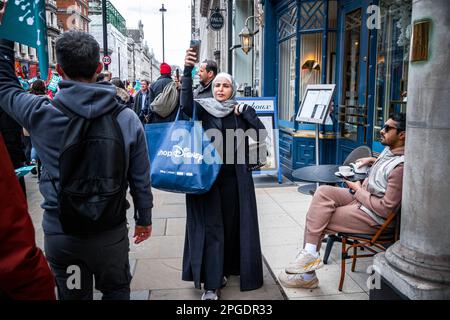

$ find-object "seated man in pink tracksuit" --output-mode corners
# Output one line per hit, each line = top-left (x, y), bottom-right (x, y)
(279, 113), (406, 289)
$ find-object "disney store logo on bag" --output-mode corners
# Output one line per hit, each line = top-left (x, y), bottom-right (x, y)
(157, 145), (204, 163)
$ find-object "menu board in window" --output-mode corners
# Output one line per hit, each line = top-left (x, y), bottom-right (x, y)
(296, 84), (336, 124)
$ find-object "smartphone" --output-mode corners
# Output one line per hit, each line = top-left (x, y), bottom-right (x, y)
(190, 39), (201, 63)
(176, 68), (180, 81)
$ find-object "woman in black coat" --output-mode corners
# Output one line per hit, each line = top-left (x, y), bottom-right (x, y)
(180, 49), (267, 300)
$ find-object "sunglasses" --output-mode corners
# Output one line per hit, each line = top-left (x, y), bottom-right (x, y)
(381, 124), (398, 133)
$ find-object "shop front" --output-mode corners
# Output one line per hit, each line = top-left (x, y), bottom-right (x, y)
(262, 0), (412, 177)
(336, 0), (411, 161)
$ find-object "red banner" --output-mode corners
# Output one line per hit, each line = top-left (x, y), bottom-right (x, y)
(15, 61), (24, 78)
(29, 64), (37, 79)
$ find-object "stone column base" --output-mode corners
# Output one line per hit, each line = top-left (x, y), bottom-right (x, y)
(373, 251), (450, 300)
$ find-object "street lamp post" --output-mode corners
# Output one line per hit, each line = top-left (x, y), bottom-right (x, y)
(159, 3), (167, 62)
(102, 0), (108, 70)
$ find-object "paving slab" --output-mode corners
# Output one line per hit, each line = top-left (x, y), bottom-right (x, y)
(258, 212), (298, 229)
(262, 245), (302, 270)
(149, 288), (201, 300)
(293, 292), (369, 300)
(131, 235), (185, 259)
(131, 258), (193, 291)
(220, 285), (284, 300)
(260, 226), (303, 247)
(166, 218), (187, 236)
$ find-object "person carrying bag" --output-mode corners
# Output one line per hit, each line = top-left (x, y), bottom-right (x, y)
(145, 103), (222, 194)
(179, 48), (268, 300)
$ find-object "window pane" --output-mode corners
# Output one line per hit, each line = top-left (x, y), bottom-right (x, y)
(299, 33), (322, 99)
(300, 1), (325, 30)
(339, 9), (362, 141)
(328, 0), (338, 29)
(278, 37), (297, 122)
(374, 0), (412, 142)
(278, 5), (297, 40)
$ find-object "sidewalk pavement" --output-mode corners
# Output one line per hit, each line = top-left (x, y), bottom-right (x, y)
(26, 174), (371, 300)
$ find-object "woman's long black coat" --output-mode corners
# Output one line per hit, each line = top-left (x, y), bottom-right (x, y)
(180, 74), (266, 291)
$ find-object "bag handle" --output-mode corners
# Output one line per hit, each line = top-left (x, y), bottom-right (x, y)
(174, 99), (198, 122)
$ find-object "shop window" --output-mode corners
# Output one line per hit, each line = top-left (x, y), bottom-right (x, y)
(278, 5), (297, 40)
(299, 33), (322, 99)
(327, 32), (337, 84)
(328, 0), (338, 29)
(278, 37), (297, 122)
(374, 0), (412, 143)
(339, 8), (362, 141)
(300, 1), (325, 30)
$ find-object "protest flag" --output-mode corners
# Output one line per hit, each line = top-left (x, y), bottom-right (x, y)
(0, 0), (49, 79)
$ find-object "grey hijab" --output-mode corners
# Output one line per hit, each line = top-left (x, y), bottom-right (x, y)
(194, 73), (237, 118)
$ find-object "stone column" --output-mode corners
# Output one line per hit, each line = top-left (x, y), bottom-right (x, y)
(373, 0), (450, 300)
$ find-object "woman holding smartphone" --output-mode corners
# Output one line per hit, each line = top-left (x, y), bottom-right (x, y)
(180, 48), (266, 300)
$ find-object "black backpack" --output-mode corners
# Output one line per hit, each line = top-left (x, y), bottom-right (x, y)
(52, 99), (128, 235)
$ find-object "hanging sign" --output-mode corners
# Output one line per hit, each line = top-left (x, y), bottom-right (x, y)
(210, 11), (224, 31)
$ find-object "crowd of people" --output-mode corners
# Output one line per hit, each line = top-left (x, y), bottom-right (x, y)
(0, 29), (406, 301)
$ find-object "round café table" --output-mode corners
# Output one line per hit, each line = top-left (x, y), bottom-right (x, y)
(292, 164), (367, 195)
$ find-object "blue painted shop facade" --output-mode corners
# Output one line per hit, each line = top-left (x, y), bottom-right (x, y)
(260, 0), (411, 178)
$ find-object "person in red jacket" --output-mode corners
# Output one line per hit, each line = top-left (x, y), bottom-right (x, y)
(0, 134), (56, 300)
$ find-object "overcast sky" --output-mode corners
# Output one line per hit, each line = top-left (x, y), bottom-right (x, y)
(109, 0), (191, 66)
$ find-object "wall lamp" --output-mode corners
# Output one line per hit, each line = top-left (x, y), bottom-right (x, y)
(239, 16), (256, 55)
(238, 10), (264, 55)
(302, 59), (320, 71)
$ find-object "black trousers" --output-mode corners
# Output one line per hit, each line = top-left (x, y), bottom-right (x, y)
(44, 225), (131, 300)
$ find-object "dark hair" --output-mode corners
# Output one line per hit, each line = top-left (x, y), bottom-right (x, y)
(30, 79), (47, 95)
(202, 60), (218, 76)
(111, 77), (125, 89)
(390, 112), (406, 132)
(140, 79), (150, 85)
(56, 31), (100, 80)
(96, 73), (105, 82)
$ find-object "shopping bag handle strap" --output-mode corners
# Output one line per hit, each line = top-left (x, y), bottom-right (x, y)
(174, 101), (198, 122)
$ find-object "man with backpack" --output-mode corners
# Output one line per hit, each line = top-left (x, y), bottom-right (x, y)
(140, 63), (181, 124)
(0, 31), (153, 300)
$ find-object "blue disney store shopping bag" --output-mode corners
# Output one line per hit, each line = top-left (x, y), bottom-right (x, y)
(145, 108), (221, 194)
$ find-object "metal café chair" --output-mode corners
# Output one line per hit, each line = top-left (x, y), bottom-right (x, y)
(336, 210), (400, 291)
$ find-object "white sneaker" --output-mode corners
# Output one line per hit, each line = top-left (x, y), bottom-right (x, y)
(278, 271), (319, 289)
(201, 289), (220, 300)
(285, 249), (323, 274)
(221, 276), (228, 288)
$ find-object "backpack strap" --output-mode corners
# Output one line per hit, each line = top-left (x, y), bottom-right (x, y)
(112, 104), (128, 118)
(51, 99), (76, 119)
(43, 99), (75, 196)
